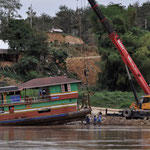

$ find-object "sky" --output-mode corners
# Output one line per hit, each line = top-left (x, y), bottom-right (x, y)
(19, 0), (149, 18)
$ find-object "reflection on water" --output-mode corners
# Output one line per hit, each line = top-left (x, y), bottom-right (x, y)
(0, 125), (150, 149)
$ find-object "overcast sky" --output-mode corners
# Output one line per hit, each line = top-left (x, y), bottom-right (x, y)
(19, 0), (149, 18)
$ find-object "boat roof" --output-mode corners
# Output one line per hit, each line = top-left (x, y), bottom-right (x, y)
(0, 86), (20, 93)
(19, 76), (81, 89)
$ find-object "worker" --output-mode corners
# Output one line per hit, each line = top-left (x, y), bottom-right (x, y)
(93, 115), (97, 125)
(42, 89), (46, 95)
(42, 89), (46, 99)
(85, 115), (90, 124)
(97, 112), (102, 125)
(81, 93), (88, 109)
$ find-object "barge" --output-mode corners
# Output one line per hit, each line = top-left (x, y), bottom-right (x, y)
(0, 76), (91, 125)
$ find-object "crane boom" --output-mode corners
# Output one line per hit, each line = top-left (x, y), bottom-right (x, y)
(88, 0), (150, 95)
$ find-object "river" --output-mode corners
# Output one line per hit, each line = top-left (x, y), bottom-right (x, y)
(0, 125), (150, 150)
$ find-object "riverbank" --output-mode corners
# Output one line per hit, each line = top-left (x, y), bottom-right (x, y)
(91, 106), (122, 115)
(90, 107), (150, 126)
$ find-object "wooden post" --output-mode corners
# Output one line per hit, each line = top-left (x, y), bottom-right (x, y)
(105, 108), (108, 116)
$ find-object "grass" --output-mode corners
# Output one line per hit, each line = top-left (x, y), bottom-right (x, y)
(80, 91), (144, 109)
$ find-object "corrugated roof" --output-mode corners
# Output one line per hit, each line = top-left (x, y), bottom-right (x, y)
(0, 86), (19, 93)
(19, 76), (81, 89)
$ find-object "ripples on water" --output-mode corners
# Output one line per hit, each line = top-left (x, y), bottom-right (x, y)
(0, 125), (150, 150)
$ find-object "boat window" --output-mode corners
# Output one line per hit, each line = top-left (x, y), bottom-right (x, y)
(7, 92), (14, 95)
(38, 108), (51, 113)
(15, 91), (20, 95)
(64, 84), (68, 92)
(0, 94), (3, 102)
(61, 84), (71, 92)
(0, 107), (4, 113)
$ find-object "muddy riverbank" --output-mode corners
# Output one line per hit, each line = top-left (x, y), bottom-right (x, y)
(101, 116), (150, 126)
(90, 107), (150, 126)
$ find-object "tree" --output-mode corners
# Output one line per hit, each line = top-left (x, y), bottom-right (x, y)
(1, 19), (49, 57)
(0, 0), (22, 38)
(133, 32), (150, 83)
(89, 3), (148, 91)
(0, 18), (70, 81)
(0, 0), (22, 19)
(136, 2), (150, 30)
(126, 6), (136, 28)
(1, 19), (33, 53)
(48, 47), (68, 76)
(1, 19), (50, 80)
(54, 6), (74, 34)
(31, 13), (53, 31)
(26, 5), (36, 28)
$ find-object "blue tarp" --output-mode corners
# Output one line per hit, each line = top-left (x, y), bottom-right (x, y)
(10, 95), (20, 103)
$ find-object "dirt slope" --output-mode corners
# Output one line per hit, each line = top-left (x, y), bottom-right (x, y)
(0, 76), (19, 86)
(47, 33), (84, 44)
(66, 44), (101, 85)
(67, 56), (101, 85)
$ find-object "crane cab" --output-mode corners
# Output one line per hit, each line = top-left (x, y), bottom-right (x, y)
(139, 95), (150, 110)
(130, 95), (150, 110)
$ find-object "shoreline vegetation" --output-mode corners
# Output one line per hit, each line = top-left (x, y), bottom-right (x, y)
(89, 91), (144, 109)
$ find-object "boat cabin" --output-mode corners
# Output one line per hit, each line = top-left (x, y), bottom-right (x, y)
(0, 76), (81, 114)
(0, 86), (21, 105)
(19, 76), (81, 103)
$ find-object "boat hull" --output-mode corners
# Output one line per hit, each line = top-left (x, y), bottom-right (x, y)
(0, 108), (91, 126)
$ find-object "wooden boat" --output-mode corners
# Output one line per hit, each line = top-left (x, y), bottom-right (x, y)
(0, 76), (91, 125)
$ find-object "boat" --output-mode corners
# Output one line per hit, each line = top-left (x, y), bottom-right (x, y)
(0, 76), (91, 125)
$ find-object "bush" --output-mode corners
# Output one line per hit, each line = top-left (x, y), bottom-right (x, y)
(89, 91), (144, 109)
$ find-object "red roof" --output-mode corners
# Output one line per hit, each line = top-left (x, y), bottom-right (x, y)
(19, 76), (81, 89)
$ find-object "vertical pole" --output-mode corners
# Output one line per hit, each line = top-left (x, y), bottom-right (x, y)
(125, 65), (139, 105)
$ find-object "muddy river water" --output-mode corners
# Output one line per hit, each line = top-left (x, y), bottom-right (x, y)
(0, 125), (150, 150)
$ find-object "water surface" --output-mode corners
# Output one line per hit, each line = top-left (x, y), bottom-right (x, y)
(0, 125), (150, 150)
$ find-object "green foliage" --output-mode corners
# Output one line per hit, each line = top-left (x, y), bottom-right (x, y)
(0, 0), (22, 35)
(54, 6), (73, 34)
(32, 13), (53, 31)
(126, 6), (136, 27)
(0, 19), (52, 81)
(0, 0), (22, 19)
(1, 19), (33, 52)
(48, 47), (68, 76)
(26, 71), (44, 80)
(50, 48), (68, 65)
(88, 2), (150, 91)
(90, 91), (144, 109)
(1, 19), (49, 57)
(136, 2), (150, 30)
(1, 1), (150, 93)
(13, 56), (38, 73)
(112, 16), (127, 34)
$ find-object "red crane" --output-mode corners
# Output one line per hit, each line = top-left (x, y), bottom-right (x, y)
(87, 0), (150, 95)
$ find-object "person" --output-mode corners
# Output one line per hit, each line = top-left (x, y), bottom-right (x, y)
(42, 89), (46, 95)
(97, 112), (102, 125)
(81, 93), (88, 109)
(85, 115), (90, 124)
(93, 115), (97, 125)
(42, 89), (46, 99)
(39, 89), (42, 97)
